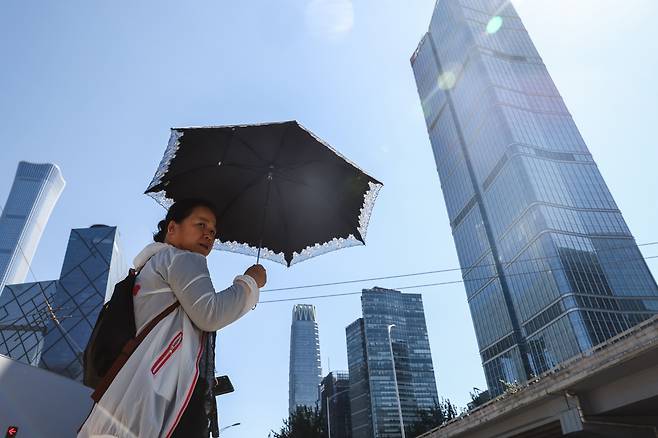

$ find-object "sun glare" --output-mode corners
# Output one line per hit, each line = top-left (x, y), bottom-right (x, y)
(486, 16), (503, 34)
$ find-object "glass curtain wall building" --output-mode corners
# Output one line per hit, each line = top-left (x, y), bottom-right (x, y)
(0, 162), (65, 295)
(411, 0), (658, 396)
(0, 280), (58, 366)
(289, 304), (322, 413)
(38, 225), (125, 381)
(346, 318), (373, 438)
(346, 287), (438, 438)
(320, 371), (352, 438)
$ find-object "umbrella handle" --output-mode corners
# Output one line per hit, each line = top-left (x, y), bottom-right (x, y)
(256, 173), (273, 265)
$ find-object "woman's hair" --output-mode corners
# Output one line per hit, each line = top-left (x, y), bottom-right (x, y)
(153, 198), (219, 243)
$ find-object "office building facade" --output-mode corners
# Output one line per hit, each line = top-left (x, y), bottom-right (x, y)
(346, 287), (439, 438)
(320, 371), (352, 438)
(289, 304), (322, 413)
(38, 225), (126, 381)
(411, 0), (658, 395)
(0, 162), (65, 295)
(0, 280), (58, 366)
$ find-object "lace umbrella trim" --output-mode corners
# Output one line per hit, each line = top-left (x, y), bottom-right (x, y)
(146, 180), (382, 266)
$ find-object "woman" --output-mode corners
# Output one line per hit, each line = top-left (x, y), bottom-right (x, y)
(79, 198), (266, 437)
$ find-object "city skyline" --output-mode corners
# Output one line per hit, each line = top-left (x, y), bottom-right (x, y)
(38, 225), (126, 381)
(0, 222), (126, 382)
(347, 287), (439, 438)
(411, 0), (658, 396)
(2, 1), (657, 436)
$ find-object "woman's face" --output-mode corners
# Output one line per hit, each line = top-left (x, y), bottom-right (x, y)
(165, 206), (217, 257)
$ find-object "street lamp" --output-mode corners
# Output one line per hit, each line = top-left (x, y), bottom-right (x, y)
(219, 422), (241, 436)
(326, 389), (349, 438)
(387, 324), (406, 438)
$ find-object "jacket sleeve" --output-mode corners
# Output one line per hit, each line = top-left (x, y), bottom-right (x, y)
(162, 251), (259, 332)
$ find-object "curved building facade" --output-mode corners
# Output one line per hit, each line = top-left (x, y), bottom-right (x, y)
(0, 162), (65, 295)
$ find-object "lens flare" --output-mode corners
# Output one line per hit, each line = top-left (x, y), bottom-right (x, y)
(438, 71), (457, 90)
(486, 16), (503, 34)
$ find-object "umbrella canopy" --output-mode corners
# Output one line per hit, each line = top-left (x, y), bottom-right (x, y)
(145, 121), (382, 266)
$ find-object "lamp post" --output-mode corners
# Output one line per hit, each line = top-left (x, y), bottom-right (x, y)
(219, 422), (241, 435)
(326, 389), (349, 438)
(387, 324), (406, 438)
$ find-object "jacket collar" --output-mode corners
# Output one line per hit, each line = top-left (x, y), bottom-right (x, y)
(133, 242), (171, 270)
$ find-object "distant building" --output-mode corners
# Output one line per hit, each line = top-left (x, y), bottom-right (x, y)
(289, 304), (322, 413)
(38, 225), (126, 381)
(0, 281), (58, 366)
(0, 162), (65, 295)
(346, 287), (439, 438)
(411, 0), (658, 396)
(320, 371), (352, 438)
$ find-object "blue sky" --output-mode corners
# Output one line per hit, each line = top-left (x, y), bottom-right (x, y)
(1, 0), (657, 436)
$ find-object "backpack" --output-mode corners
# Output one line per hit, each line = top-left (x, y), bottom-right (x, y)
(83, 268), (179, 402)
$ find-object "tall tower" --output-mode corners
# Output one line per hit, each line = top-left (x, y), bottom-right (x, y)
(289, 304), (322, 413)
(0, 162), (65, 295)
(38, 225), (126, 381)
(346, 287), (438, 438)
(411, 0), (658, 396)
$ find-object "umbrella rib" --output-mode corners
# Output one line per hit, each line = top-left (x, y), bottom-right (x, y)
(273, 173), (360, 240)
(273, 123), (291, 164)
(146, 164), (222, 192)
(232, 132), (267, 164)
(217, 171), (269, 226)
(272, 179), (292, 261)
(277, 159), (325, 171)
(221, 162), (266, 171)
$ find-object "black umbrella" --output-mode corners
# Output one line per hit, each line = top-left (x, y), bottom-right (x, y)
(145, 121), (382, 267)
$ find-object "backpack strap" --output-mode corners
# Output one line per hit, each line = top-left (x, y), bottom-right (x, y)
(91, 300), (180, 403)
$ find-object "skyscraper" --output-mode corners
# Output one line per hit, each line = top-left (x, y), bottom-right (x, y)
(0, 162), (65, 295)
(320, 371), (352, 438)
(411, 0), (658, 396)
(38, 225), (126, 381)
(346, 287), (439, 438)
(0, 280), (58, 366)
(289, 304), (322, 413)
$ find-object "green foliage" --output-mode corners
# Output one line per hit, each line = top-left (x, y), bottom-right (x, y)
(269, 405), (327, 438)
(406, 399), (460, 437)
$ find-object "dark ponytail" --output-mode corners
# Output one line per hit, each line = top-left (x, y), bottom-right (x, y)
(153, 198), (218, 243)
(153, 219), (169, 243)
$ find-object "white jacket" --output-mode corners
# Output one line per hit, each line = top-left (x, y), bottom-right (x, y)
(78, 242), (259, 438)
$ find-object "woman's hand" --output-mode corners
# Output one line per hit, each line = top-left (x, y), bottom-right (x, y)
(244, 264), (267, 288)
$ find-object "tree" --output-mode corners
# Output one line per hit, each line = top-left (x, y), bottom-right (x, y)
(406, 398), (460, 437)
(269, 405), (327, 438)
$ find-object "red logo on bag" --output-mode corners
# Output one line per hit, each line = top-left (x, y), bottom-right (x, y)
(132, 284), (141, 296)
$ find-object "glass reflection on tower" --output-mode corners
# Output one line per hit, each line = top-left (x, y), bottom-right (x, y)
(411, 0), (658, 396)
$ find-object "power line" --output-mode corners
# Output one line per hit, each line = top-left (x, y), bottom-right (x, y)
(0, 301), (103, 333)
(259, 254), (658, 304)
(262, 241), (658, 293)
